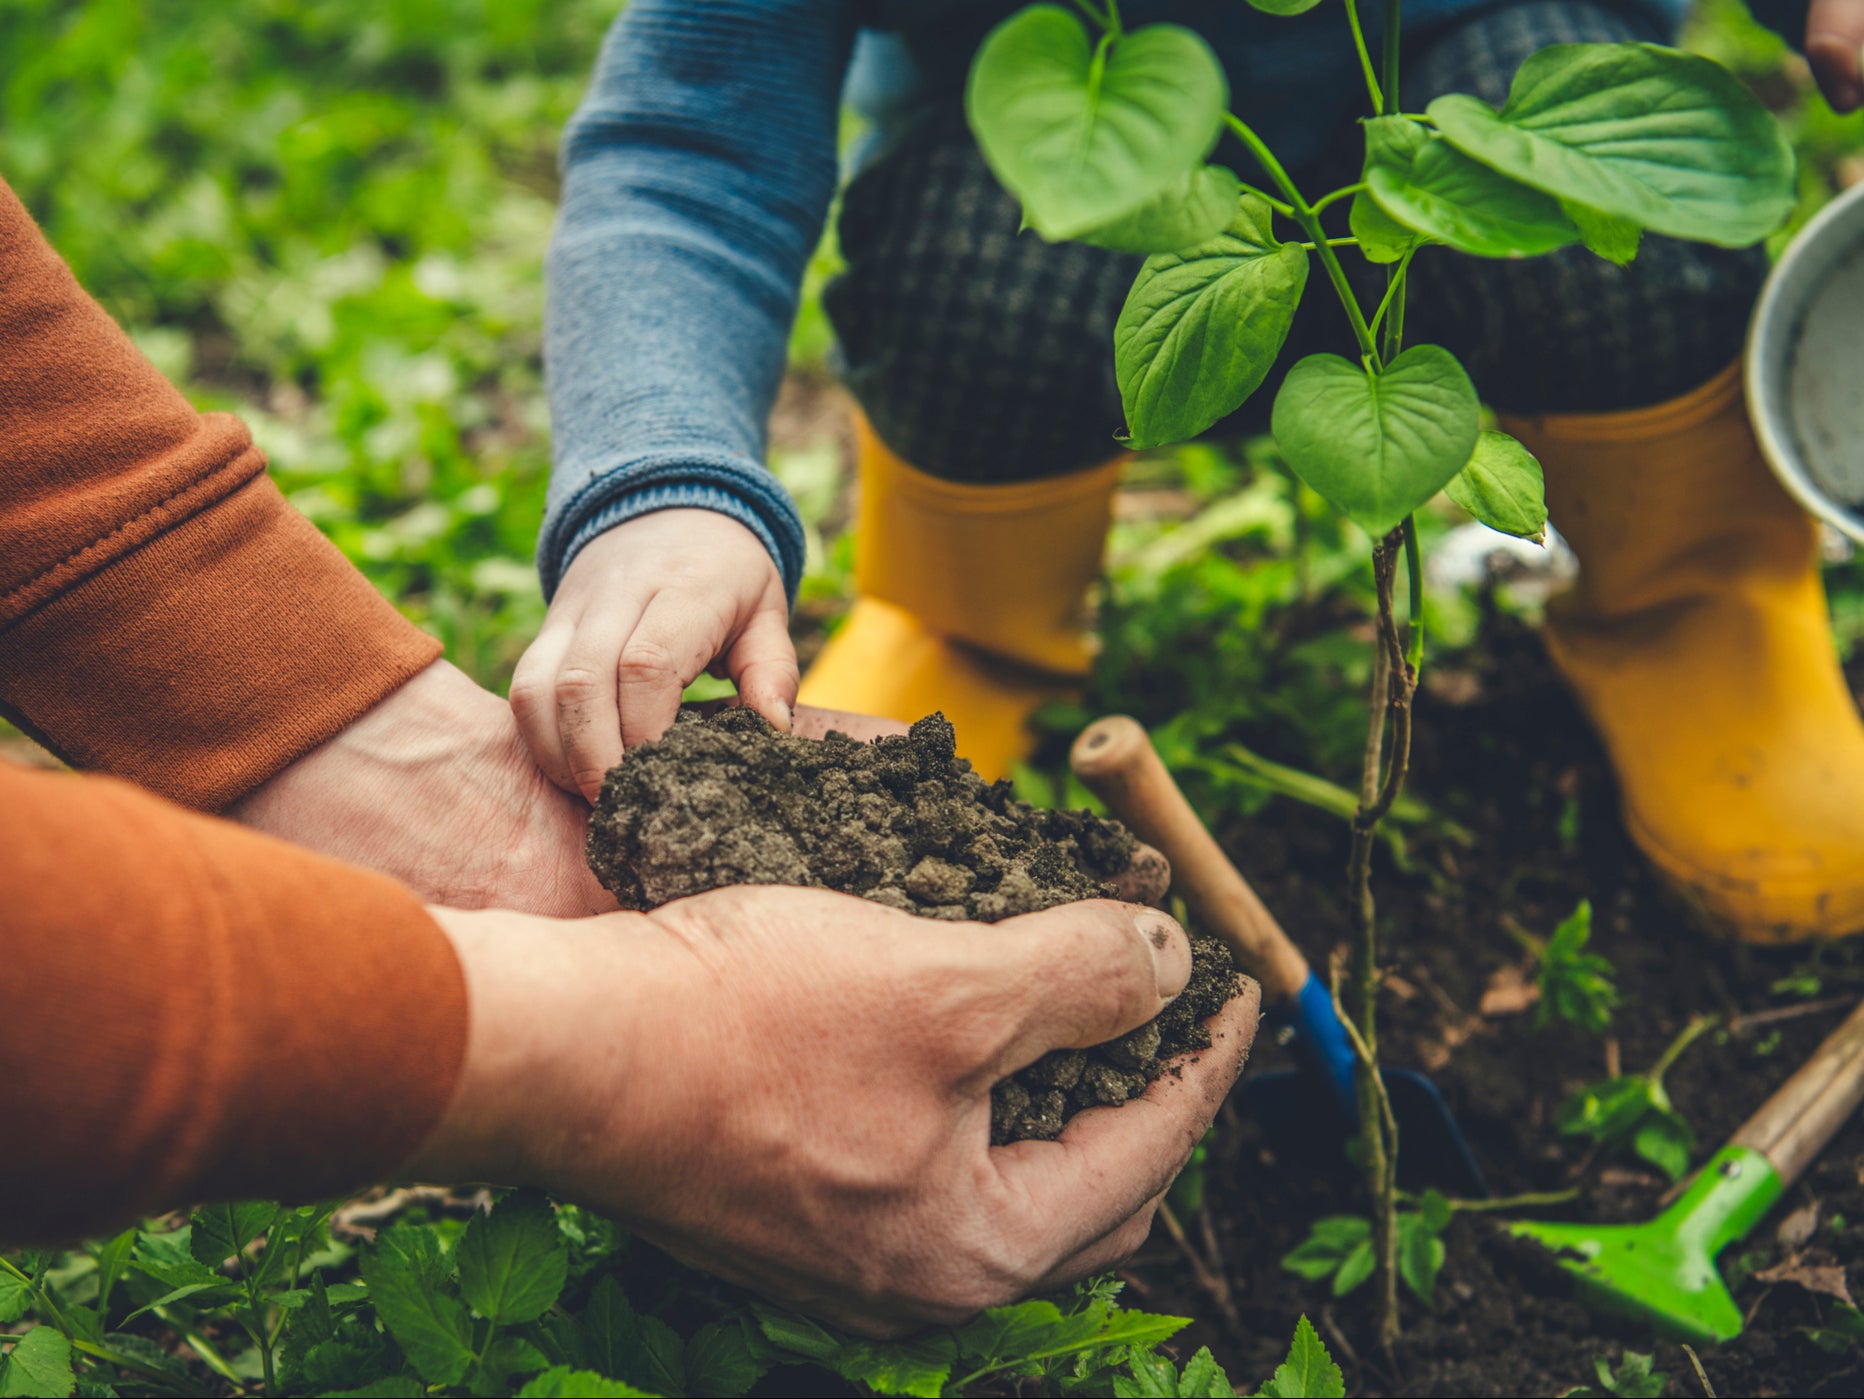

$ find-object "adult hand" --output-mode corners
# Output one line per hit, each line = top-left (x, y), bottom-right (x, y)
(412, 887), (1259, 1335)
(1808, 0), (1864, 112)
(512, 510), (797, 801)
(229, 659), (614, 916)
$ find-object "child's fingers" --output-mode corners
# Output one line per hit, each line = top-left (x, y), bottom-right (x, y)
(1808, 0), (1864, 111)
(556, 605), (646, 802)
(510, 622), (579, 795)
(614, 592), (724, 753)
(727, 606), (801, 733)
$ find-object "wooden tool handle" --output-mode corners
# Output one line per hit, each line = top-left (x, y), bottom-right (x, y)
(1070, 715), (1310, 1001)
(1731, 996), (1864, 1186)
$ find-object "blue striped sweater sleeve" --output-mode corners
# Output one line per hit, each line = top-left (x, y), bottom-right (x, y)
(540, 0), (858, 603)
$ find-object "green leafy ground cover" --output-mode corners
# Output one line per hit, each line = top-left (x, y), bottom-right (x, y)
(5, 1), (1864, 1394)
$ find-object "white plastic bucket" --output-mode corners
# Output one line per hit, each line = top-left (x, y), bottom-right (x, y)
(1747, 180), (1864, 544)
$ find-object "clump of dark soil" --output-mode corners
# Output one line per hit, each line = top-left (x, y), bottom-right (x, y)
(586, 707), (1241, 1144)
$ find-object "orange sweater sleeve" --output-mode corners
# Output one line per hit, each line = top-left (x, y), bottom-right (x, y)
(0, 179), (469, 1241)
(0, 759), (468, 1245)
(0, 176), (441, 811)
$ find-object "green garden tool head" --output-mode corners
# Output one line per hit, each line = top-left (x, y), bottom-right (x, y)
(1507, 1146), (1783, 1347)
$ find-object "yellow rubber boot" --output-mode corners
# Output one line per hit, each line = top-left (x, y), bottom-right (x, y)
(1504, 363), (1864, 943)
(799, 414), (1122, 779)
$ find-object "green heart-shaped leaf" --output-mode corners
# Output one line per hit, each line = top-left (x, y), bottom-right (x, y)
(1350, 185), (1420, 265)
(1362, 116), (1579, 259)
(1115, 195), (1309, 449)
(1271, 346), (1480, 537)
(1560, 198), (1643, 263)
(966, 6), (1228, 239)
(1444, 430), (1547, 542)
(1429, 43), (1794, 247)
(1074, 164), (1242, 254)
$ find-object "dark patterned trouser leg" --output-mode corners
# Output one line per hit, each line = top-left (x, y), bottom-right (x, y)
(823, 2), (1770, 482)
(1403, 2), (1769, 412)
(824, 107), (1145, 483)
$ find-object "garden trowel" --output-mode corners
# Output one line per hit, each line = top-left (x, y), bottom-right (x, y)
(1070, 714), (1488, 1197)
(1509, 994), (1864, 1345)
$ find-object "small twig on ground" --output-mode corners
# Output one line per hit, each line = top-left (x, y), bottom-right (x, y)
(1320, 1304), (1360, 1371)
(1197, 1206), (1229, 1288)
(1604, 1035), (1622, 1078)
(1743, 1285), (1774, 1328)
(1157, 1203), (1242, 1333)
(1438, 1187), (1581, 1214)
(1727, 996), (1852, 1035)
(1682, 1343), (1717, 1397)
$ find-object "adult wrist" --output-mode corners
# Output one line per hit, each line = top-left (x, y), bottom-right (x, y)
(403, 905), (678, 1198)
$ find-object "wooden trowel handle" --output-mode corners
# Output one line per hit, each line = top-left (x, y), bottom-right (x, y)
(1070, 715), (1310, 1002)
(1731, 996), (1864, 1186)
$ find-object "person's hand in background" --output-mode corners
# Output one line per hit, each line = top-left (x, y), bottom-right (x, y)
(512, 510), (798, 801)
(411, 888), (1258, 1336)
(230, 659), (615, 916)
(1808, 0), (1864, 112)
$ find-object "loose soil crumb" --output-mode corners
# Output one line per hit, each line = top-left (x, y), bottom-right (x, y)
(586, 708), (1241, 1144)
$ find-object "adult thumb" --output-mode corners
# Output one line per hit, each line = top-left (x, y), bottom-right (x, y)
(953, 899), (1192, 1083)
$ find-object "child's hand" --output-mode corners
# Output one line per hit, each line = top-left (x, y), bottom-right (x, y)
(1808, 0), (1864, 112)
(512, 510), (797, 800)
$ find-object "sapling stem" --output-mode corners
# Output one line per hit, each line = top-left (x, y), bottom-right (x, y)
(1310, 183), (1367, 216)
(1343, 0), (1385, 112)
(1298, 237), (1361, 250)
(1368, 248), (1416, 341)
(1224, 114), (1380, 363)
(1382, 0), (1404, 114)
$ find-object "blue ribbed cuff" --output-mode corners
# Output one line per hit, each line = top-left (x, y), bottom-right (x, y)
(541, 455), (807, 605)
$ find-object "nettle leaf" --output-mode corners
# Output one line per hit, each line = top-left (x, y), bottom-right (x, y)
(189, 1201), (280, 1269)
(0, 1269), (29, 1325)
(131, 1229), (222, 1292)
(1178, 1346), (1238, 1398)
(1256, 1315), (1345, 1398)
(0, 1325), (75, 1399)
(833, 1335), (956, 1398)
(1561, 198), (1643, 264)
(1362, 116), (1578, 259)
(1279, 1215), (1370, 1281)
(685, 1321), (768, 1399)
(359, 1223), (474, 1387)
(1116, 196), (1309, 450)
(1271, 345), (1481, 537)
(752, 1303), (842, 1363)
(1349, 187), (1419, 265)
(1634, 1113), (1695, 1182)
(1331, 1240), (1376, 1297)
(967, 6), (1227, 239)
(955, 1298), (1188, 1371)
(1113, 1346), (1179, 1397)
(457, 1190), (568, 1325)
(1429, 43), (1795, 247)
(1075, 165), (1243, 254)
(1443, 430), (1547, 542)
(582, 1277), (683, 1395)
(1397, 1213), (1447, 1306)
(518, 1368), (654, 1398)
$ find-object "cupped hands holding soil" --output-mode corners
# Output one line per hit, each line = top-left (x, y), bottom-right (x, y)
(585, 708), (1241, 1143)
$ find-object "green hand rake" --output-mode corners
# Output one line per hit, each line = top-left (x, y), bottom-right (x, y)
(1510, 996), (1864, 1346)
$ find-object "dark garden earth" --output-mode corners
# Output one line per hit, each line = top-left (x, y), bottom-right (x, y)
(585, 707), (1242, 1145)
